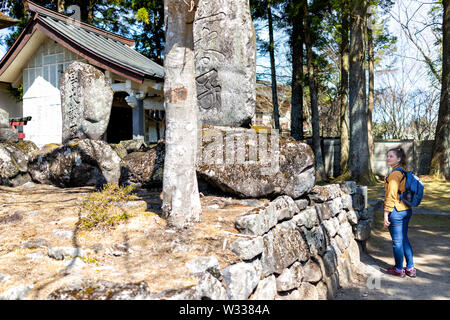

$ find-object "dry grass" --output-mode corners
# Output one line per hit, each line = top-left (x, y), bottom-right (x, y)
(0, 184), (268, 299)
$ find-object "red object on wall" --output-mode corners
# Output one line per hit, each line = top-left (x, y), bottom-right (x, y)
(9, 116), (32, 140)
(10, 121), (26, 128)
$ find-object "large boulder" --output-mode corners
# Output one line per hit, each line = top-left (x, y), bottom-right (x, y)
(119, 142), (164, 188)
(0, 141), (38, 186)
(0, 128), (17, 143)
(194, 0), (256, 126)
(117, 127), (315, 198)
(28, 139), (121, 187)
(117, 139), (149, 154)
(60, 61), (113, 144)
(0, 144), (21, 185)
(0, 108), (17, 143)
(197, 126), (315, 198)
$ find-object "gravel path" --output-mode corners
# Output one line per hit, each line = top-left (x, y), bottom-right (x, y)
(336, 213), (450, 300)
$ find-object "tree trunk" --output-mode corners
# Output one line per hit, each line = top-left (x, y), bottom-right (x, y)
(349, 0), (376, 185)
(162, 0), (202, 228)
(304, 2), (326, 180)
(79, 1), (94, 24)
(367, 20), (375, 172)
(57, 0), (65, 13)
(290, 1), (304, 141)
(155, 4), (165, 65)
(339, 0), (350, 175)
(430, 0), (450, 180)
(268, 0), (280, 131)
(88, 3), (94, 25)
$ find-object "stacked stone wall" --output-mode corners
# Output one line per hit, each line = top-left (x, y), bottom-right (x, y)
(158, 181), (373, 300)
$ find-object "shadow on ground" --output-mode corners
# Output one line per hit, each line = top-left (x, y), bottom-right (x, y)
(336, 212), (450, 300)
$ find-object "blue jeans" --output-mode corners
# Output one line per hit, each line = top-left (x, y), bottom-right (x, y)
(388, 207), (414, 271)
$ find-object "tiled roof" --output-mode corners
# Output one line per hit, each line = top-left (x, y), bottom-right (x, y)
(37, 13), (164, 80)
(0, 2), (164, 84)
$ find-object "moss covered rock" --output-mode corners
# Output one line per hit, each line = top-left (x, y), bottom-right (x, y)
(28, 139), (121, 187)
(117, 127), (316, 198)
(118, 126), (316, 198)
(118, 139), (149, 154)
(196, 126), (315, 199)
(0, 144), (19, 181)
(0, 141), (38, 186)
(47, 280), (150, 300)
(0, 127), (18, 143)
(119, 141), (165, 187)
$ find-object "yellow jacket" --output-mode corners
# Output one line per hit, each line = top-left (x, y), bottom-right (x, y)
(384, 165), (411, 212)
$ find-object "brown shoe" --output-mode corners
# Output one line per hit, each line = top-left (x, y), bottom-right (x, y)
(405, 267), (416, 278)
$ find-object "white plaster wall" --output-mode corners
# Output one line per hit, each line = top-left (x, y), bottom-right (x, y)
(21, 38), (84, 146)
(23, 76), (61, 146)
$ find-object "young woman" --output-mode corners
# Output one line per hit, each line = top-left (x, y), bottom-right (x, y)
(384, 147), (416, 278)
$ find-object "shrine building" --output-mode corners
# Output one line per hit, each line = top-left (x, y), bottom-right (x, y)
(0, 1), (165, 147)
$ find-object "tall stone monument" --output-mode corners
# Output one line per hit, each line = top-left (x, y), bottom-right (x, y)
(194, 0), (256, 127)
(60, 61), (113, 143)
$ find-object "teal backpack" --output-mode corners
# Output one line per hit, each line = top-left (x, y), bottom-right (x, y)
(392, 168), (424, 207)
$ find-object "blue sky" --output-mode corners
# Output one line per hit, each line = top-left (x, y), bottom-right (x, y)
(0, 28), (10, 56)
(0, 0), (439, 96)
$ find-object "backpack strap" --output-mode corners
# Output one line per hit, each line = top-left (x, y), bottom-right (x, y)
(392, 168), (407, 183)
(392, 168), (407, 194)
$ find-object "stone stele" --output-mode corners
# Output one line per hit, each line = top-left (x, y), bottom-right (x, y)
(194, 0), (256, 127)
(60, 61), (113, 143)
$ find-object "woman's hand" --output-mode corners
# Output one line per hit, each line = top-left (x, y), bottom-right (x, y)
(383, 211), (391, 228)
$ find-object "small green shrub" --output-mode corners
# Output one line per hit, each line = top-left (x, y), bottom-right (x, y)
(83, 256), (99, 265)
(78, 183), (137, 230)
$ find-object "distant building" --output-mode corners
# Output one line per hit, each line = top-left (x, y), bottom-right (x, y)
(252, 80), (294, 135)
(0, 1), (165, 147)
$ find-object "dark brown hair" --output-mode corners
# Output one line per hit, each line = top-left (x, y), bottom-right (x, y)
(387, 147), (408, 169)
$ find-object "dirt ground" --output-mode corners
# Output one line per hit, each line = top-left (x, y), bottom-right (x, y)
(1, 182), (449, 300)
(0, 183), (268, 299)
(336, 212), (450, 300)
